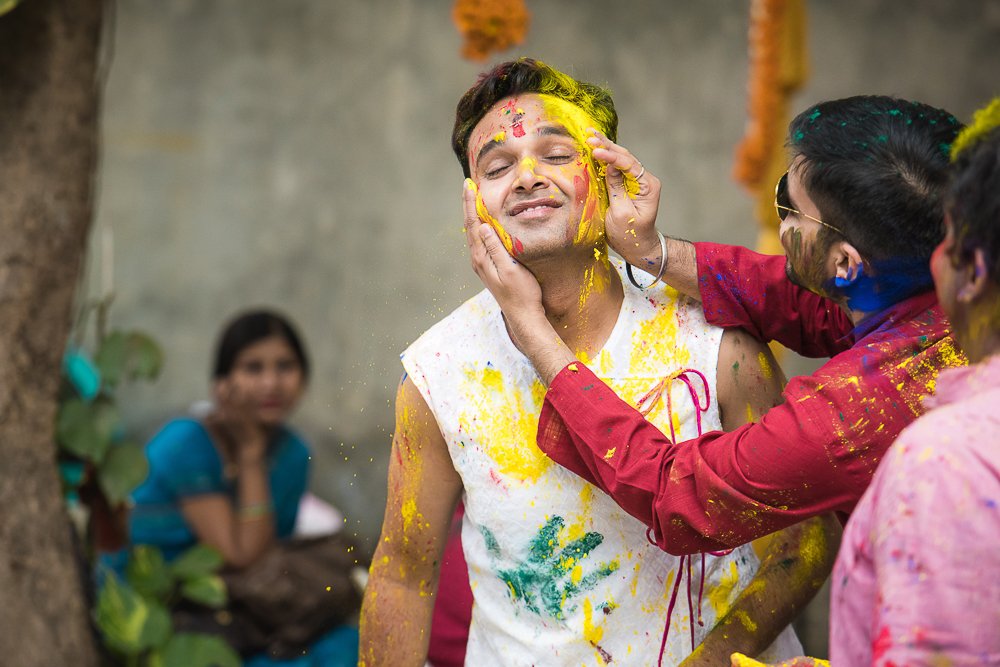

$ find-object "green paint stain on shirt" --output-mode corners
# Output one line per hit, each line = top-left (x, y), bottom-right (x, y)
(486, 516), (619, 619)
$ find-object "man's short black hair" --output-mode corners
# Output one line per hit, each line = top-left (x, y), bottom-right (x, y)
(452, 58), (618, 178)
(947, 125), (1000, 285)
(789, 96), (962, 263)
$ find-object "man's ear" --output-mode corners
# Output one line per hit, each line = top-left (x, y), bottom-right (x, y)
(958, 247), (991, 303)
(832, 240), (864, 286)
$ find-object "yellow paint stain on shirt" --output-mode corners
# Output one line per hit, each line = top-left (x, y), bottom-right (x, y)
(627, 296), (691, 377)
(595, 348), (613, 376)
(603, 447), (616, 460)
(458, 368), (551, 481)
(582, 597), (605, 651)
(560, 485), (594, 545)
(706, 561), (741, 617)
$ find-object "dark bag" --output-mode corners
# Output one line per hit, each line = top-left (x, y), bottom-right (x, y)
(174, 532), (365, 658)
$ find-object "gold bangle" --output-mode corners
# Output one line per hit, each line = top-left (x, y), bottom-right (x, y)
(237, 502), (273, 520)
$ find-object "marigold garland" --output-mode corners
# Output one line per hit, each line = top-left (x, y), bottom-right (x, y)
(733, 0), (785, 189)
(452, 0), (530, 62)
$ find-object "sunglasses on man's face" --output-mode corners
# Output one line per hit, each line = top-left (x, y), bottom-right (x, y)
(773, 172), (845, 236)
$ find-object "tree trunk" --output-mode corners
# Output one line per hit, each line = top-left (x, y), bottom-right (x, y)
(0, 1), (105, 664)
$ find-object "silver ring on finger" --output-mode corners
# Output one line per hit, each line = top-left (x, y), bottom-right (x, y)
(635, 164), (645, 180)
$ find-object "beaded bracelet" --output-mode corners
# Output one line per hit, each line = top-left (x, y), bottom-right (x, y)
(237, 501), (274, 521)
(625, 231), (667, 290)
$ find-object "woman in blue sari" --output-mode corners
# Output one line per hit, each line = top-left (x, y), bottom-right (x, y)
(127, 310), (356, 666)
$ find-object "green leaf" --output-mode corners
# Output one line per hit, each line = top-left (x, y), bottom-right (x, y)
(97, 330), (164, 385)
(94, 572), (172, 653)
(154, 633), (241, 667)
(125, 545), (172, 600)
(56, 398), (118, 461)
(95, 331), (128, 388)
(98, 442), (149, 504)
(169, 544), (223, 580)
(127, 331), (164, 381)
(180, 574), (227, 608)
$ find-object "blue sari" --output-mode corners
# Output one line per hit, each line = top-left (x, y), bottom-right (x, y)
(112, 418), (357, 665)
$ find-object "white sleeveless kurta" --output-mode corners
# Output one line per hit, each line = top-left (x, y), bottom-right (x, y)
(402, 260), (801, 666)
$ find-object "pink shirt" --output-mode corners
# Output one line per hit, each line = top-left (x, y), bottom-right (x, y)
(831, 353), (1000, 665)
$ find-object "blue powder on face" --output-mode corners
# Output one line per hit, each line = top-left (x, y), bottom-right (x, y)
(828, 256), (935, 314)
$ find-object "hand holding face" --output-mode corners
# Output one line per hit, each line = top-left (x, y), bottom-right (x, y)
(463, 179), (547, 351)
(586, 129), (664, 270)
(208, 379), (268, 463)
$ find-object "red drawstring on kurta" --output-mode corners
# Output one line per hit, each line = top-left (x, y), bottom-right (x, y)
(636, 369), (731, 666)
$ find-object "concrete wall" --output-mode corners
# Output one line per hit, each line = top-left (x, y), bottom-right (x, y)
(93, 0), (998, 571)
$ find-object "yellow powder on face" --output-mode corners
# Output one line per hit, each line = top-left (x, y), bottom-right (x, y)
(492, 131), (506, 143)
(537, 95), (609, 249)
(473, 184), (515, 255)
(457, 367), (551, 481)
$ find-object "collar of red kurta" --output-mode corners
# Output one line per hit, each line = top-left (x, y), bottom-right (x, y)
(840, 289), (941, 346)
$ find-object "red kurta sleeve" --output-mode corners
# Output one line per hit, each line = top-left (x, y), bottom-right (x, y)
(694, 242), (854, 358)
(536, 289), (959, 556)
(538, 363), (867, 555)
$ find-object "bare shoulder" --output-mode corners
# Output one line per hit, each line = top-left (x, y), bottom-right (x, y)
(717, 328), (787, 430)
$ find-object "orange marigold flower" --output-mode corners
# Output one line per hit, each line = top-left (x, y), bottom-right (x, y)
(453, 0), (531, 62)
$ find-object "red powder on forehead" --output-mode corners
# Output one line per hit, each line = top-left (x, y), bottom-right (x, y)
(512, 122), (525, 138)
(574, 173), (588, 203)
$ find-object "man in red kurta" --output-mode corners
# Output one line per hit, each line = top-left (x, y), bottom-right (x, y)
(466, 95), (967, 556)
